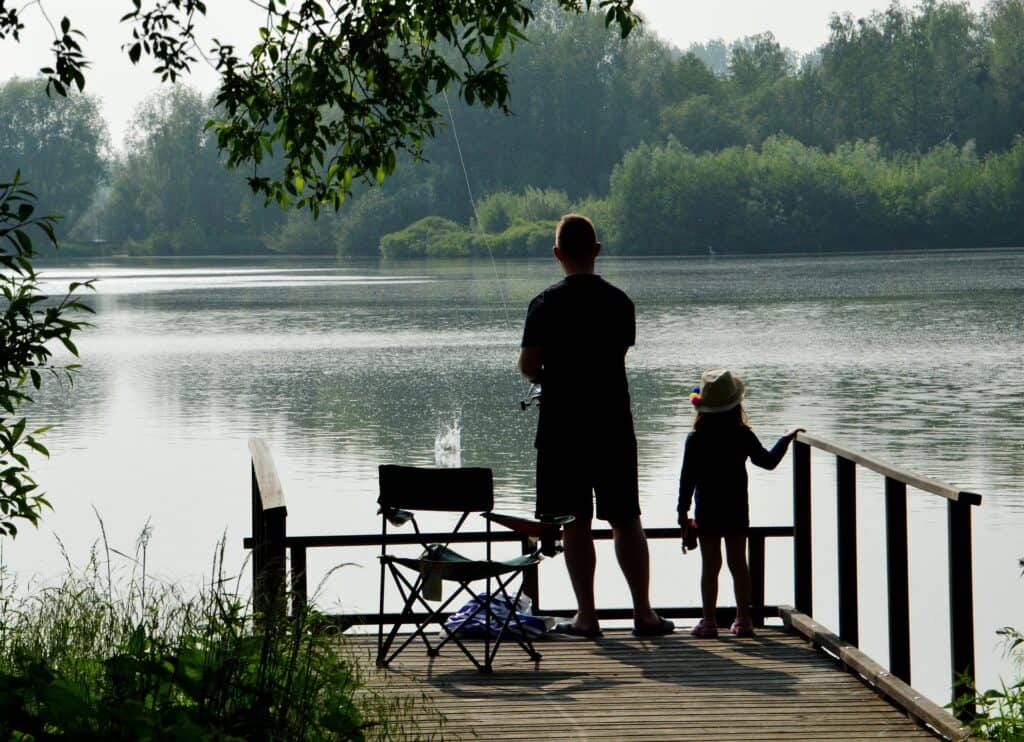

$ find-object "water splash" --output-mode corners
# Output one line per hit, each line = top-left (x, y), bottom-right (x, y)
(434, 417), (462, 468)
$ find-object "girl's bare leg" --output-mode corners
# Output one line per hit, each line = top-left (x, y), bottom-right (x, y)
(698, 535), (723, 623)
(725, 535), (751, 622)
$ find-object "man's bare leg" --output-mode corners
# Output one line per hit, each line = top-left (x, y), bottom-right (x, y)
(610, 516), (665, 630)
(561, 518), (599, 632)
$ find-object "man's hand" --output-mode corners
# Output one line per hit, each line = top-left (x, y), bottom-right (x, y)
(518, 346), (543, 383)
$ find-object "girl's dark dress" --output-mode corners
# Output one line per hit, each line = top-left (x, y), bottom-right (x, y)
(677, 424), (791, 536)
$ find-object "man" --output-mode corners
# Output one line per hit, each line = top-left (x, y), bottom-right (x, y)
(518, 214), (673, 638)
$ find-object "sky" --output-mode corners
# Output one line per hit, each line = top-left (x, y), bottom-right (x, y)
(3, 0), (992, 147)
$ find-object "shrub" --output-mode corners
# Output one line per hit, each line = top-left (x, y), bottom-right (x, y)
(379, 216), (465, 258)
(489, 220), (556, 256)
(475, 191), (517, 234)
(0, 532), (443, 740)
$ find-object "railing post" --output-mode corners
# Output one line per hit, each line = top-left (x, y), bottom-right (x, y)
(259, 505), (288, 620)
(522, 536), (540, 612)
(252, 463), (264, 609)
(793, 440), (812, 615)
(291, 546), (308, 618)
(836, 456), (859, 645)
(948, 499), (976, 719)
(748, 533), (766, 628)
(885, 477), (911, 684)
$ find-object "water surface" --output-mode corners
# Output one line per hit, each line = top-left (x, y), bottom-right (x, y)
(9, 250), (1024, 703)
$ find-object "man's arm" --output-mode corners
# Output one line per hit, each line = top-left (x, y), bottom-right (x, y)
(518, 346), (543, 383)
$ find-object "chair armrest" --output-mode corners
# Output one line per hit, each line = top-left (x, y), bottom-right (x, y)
(377, 506), (414, 527)
(481, 512), (574, 537)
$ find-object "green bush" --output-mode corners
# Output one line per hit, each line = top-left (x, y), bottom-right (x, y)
(517, 187), (570, 223)
(476, 191), (517, 234)
(379, 216), (465, 258)
(489, 220), (556, 257)
(0, 533), (443, 740)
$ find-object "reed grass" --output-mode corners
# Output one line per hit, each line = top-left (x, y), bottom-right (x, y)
(0, 524), (448, 740)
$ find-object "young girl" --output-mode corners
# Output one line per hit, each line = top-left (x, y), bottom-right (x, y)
(678, 369), (802, 638)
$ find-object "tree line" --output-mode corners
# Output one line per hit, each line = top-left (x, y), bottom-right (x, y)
(3, 0), (1024, 256)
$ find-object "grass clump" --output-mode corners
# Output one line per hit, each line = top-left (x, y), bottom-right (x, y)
(0, 527), (445, 740)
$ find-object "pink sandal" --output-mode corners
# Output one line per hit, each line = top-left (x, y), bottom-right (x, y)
(730, 617), (755, 637)
(690, 619), (719, 638)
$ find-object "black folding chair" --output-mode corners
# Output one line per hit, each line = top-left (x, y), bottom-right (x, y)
(376, 464), (571, 672)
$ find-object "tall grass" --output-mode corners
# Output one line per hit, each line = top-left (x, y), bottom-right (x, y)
(0, 525), (447, 740)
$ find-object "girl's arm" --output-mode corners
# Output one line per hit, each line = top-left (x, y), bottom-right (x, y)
(677, 432), (698, 523)
(747, 427), (801, 470)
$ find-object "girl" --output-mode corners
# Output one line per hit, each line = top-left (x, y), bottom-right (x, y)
(678, 369), (802, 638)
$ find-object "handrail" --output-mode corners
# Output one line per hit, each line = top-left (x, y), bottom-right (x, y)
(241, 525), (795, 550)
(797, 432), (982, 506)
(791, 432), (981, 720)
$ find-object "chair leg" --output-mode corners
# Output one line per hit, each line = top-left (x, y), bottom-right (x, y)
(378, 564), (426, 666)
(382, 568), (486, 670)
(488, 575), (542, 665)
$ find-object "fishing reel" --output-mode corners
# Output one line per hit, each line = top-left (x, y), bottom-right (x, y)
(519, 383), (541, 410)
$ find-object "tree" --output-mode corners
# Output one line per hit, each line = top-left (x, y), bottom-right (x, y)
(103, 87), (256, 253)
(0, 175), (92, 536)
(0, 0), (641, 534)
(0, 79), (107, 238)
(1, 1), (639, 212)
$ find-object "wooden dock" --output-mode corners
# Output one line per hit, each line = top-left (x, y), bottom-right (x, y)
(354, 626), (946, 740)
(245, 434), (981, 740)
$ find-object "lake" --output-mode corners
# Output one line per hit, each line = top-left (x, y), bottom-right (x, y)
(10, 249), (1024, 704)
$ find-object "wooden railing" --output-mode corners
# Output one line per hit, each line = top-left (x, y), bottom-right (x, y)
(792, 432), (982, 716)
(246, 433), (982, 717)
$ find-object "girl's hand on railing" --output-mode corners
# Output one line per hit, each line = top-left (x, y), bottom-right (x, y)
(784, 427), (806, 440)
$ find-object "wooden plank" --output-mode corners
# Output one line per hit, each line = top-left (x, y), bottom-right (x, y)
(780, 606), (969, 741)
(796, 432), (981, 506)
(350, 627), (944, 741)
(248, 437), (286, 511)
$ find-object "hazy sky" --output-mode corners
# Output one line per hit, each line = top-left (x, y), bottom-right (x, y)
(4, 0), (991, 147)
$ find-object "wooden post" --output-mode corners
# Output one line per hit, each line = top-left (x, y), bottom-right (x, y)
(248, 439), (289, 622)
(793, 440), (812, 616)
(836, 456), (859, 646)
(261, 506), (287, 619)
(885, 477), (911, 684)
(251, 462), (264, 609)
(291, 545), (308, 618)
(522, 536), (540, 612)
(948, 499), (976, 719)
(748, 533), (766, 628)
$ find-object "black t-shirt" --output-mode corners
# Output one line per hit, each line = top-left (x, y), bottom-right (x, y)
(521, 274), (635, 448)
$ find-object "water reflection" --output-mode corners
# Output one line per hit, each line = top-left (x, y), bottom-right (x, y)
(11, 251), (1024, 701)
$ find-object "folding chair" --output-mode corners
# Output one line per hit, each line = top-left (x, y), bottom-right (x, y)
(376, 464), (572, 672)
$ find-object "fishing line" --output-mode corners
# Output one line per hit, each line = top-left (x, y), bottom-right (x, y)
(441, 90), (540, 411)
(442, 88), (513, 330)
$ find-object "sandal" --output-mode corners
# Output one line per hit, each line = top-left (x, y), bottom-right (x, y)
(690, 618), (718, 638)
(632, 617), (675, 637)
(730, 617), (755, 637)
(552, 621), (603, 639)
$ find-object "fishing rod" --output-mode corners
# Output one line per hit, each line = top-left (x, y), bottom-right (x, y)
(442, 89), (539, 413)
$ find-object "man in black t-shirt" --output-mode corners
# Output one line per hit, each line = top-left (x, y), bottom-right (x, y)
(518, 214), (673, 639)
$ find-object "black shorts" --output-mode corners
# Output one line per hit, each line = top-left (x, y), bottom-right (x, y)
(535, 439), (640, 522)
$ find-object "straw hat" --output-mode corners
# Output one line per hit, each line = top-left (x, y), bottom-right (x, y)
(690, 369), (745, 413)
